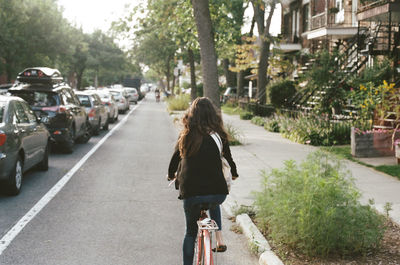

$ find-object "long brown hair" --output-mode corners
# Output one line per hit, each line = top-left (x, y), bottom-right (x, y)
(178, 97), (228, 158)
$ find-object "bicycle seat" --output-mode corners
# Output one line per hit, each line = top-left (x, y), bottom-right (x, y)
(196, 203), (219, 211)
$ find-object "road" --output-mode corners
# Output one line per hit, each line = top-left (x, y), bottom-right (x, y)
(0, 94), (258, 265)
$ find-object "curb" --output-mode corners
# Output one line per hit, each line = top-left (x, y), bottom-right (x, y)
(222, 197), (284, 265)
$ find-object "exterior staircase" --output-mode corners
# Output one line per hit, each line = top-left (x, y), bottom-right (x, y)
(288, 21), (400, 116)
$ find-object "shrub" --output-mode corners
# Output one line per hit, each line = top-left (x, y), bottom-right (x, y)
(240, 111), (253, 120)
(277, 113), (352, 145)
(264, 120), (280, 132)
(225, 122), (242, 145)
(269, 79), (296, 108)
(166, 94), (191, 111)
(254, 151), (386, 257)
(251, 116), (265, 127)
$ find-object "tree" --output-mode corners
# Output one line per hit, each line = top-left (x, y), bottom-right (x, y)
(251, 0), (278, 104)
(191, 0), (220, 107)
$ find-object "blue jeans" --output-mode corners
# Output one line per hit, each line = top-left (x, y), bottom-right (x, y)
(182, 194), (227, 265)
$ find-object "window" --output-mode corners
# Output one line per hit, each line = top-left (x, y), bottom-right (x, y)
(313, 0), (326, 15)
(0, 102), (5, 123)
(302, 4), (310, 32)
(21, 102), (37, 123)
(14, 91), (59, 107)
(14, 101), (29, 124)
(77, 95), (92, 107)
(335, 0), (344, 23)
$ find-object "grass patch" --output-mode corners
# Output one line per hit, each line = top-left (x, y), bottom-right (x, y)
(166, 94), (190, 111)
(222, 105), (246, 116)
(321, 145), (400, 179)
(375, 165), (400, 179)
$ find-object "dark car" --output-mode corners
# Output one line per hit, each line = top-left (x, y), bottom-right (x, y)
(8, 67), (90, 153)
(75, 90), (109, 135)
(0, 95), (50, 195)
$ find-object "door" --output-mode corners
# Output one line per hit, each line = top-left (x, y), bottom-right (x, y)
(12, 101), (35, 170)
(21, 101), (47, 164)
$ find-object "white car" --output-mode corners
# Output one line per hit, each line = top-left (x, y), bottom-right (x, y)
(125, 87), (139, 104)
(96, 90), (119, 123)
(108, 89), (130, 114)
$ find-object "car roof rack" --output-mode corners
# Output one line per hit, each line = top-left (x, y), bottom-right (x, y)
(16, 67), (64, 84)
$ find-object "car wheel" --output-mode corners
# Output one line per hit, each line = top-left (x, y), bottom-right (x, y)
(93, 119), (101, 135)
(37, 142), (49, 171)
(77, 121), (91, 144)
(134, 100), (138, 105)
(114, 113), (119, 122)
(7, 155), (23, 196)
(63, 126), (75, 154)
(103, 116), (109, 130)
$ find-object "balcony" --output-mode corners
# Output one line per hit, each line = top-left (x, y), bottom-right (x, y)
(306, 11), (358, 40)
(274, 33), (302, 52)
(357, 0), (400, 22)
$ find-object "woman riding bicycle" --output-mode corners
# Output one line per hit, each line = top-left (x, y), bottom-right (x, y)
(167, 97), (238, 265)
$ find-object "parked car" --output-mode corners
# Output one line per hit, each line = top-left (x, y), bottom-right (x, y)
(0, 95), (50, 195)
(108, 88), (130, 114)
(0, 84), (13, 95)
(125, 87), (139, 104)
(8, 67), (90, 153)
(75, 90), (109, 135)
(96, 90), (119, 123)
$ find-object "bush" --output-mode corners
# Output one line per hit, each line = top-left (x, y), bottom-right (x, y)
(277, 113), (352, 145)
(264, 118), (280, 132)
(225, 123), (242, 145)
(254, 151), (385, 257)
(269, 79), (296, 108)
(251, 116), (265, 127)
(240, 111), (253, 120)
(166, 94), (191, 111)
(244, 103), (275, 117)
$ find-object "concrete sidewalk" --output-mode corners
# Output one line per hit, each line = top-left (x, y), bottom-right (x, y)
(222, 113), (400, 225)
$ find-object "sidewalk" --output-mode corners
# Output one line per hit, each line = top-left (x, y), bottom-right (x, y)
(222, 113), (400, 225)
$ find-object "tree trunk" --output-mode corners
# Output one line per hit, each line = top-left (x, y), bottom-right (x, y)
(223, 58), (236, 88)
(172, 72), (176, 94)
(191, 0), (220, 108)
(237, 70), (244, 99)
(252, 1), (275, 105)
(188, 48), (197, 101)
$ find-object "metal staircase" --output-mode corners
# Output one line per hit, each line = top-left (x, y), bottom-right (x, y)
(288, 21), (400, 114)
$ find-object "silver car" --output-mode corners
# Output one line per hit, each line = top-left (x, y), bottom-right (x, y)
(0, 95), (50, 195)
(108, 89), (130, 114)
(96, 90), (119, 123)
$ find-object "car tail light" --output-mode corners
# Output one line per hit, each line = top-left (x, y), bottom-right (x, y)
(88, 109), (96, 118)
(42, 106), (66, 113)
(0, 133), (6, 146)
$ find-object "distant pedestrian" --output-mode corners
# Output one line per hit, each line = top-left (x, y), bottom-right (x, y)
(167, 97), (238, 265)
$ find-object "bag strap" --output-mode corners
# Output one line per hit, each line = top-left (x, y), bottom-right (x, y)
(210, 132), (223, 155)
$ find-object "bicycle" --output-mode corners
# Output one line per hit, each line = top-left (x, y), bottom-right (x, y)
(193, 203), (220, 265)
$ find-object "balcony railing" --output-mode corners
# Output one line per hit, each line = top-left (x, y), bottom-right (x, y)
(359, 0), (399, 12)
(311, 12), (327, 30)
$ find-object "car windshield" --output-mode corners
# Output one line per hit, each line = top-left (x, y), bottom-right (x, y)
(77, 95), (91, 107)
(13, 91), (59, 107)
(110, 91), (120, 97)
(0, 101), (5, 123)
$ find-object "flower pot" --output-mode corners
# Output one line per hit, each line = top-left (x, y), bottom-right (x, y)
(396, 145), (400, 165)
(351, 127), (400, 157)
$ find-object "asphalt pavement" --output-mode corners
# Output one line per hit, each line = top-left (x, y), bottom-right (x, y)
(0, 95), (259, 265)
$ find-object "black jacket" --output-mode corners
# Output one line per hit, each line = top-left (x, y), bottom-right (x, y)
(168, 135), (238, 199)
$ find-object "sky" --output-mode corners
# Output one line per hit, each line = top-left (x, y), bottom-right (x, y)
(57, 0), (142, 33)
(58, 0), (281, 36)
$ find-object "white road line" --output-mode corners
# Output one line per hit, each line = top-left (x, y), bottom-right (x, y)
(0, 102), (141, 256)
